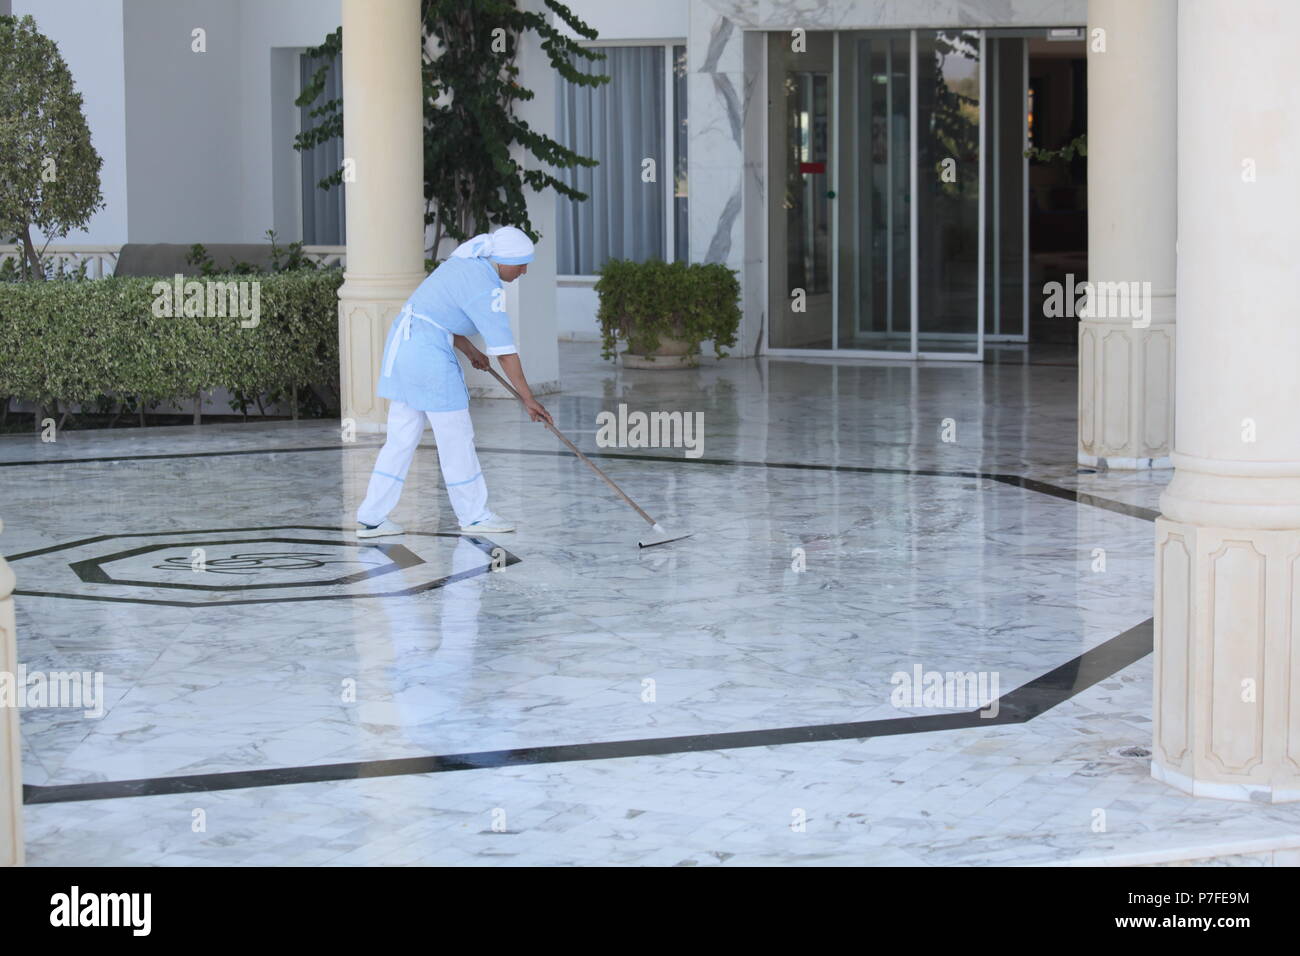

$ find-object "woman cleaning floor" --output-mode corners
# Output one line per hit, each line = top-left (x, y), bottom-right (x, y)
(355, 226), (552, 538)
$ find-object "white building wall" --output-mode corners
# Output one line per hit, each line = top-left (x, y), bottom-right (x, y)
(234, 0), (343, 244)
(560, 0), (689, 40)
(556, 282), (601, 343)
(119, 0), (342, 245)
(121, 0), (242, 242)
(19, 0), (340, 247)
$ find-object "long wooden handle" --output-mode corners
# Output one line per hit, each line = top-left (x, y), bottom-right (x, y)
(484, 364), (658, 528)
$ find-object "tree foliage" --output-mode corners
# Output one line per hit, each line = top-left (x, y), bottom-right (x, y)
(295, 0), (608, 255)
(929, 31), (980, 200)
(1025, 132), (1087, 165)
(0, 14), (105, 279)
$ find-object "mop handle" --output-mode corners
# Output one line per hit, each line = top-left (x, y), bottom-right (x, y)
(484, 364), (659, 528)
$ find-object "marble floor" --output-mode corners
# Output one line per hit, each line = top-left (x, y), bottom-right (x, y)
(5, 343), (1299, 865)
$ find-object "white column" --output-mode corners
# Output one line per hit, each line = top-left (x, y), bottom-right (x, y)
(1078, 0), (1176, 469)
(1153, 0), (1300, 802)
(0, 519), (22, 867)
(337, 0), (427, 431)
(463, 0), (559, 400)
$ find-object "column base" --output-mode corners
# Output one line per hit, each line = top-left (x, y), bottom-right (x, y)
(337, 296), (408, 432)
(1078, 318), (1175, 467)
(1151, 761), (1300, 804)
(1078, 452), (1172, 470)
(1153, 517), (1300, 802)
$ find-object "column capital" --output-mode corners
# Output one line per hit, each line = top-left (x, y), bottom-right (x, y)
(338, 272), (427, 305)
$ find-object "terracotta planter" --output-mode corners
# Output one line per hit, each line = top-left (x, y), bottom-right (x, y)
(620, 335), (697, 370)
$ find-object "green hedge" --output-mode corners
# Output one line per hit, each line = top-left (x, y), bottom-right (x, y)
(0, 270), (342, 410)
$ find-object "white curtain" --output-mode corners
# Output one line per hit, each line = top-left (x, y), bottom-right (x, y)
(300, 52), (346, 246)
(672, 44), (688, 263)
(556, 46), (665, 275)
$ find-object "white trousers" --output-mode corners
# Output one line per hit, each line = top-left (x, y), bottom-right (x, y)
(357, 399), (491, 528)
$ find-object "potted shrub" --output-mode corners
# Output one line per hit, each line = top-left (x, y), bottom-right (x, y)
(595, 259), (740, 368)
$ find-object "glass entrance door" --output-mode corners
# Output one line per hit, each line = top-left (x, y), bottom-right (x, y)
(913, 29), (983, 356)
(985, 34), (1029, 341)
(768, 31), (835, 350)
(837, 32), (911, 352)
(770, 28), (1027, 360)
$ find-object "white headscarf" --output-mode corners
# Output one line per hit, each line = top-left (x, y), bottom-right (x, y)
(449, 225), (535, 265)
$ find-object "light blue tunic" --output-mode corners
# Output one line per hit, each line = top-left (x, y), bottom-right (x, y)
(376, 257), (518, 412)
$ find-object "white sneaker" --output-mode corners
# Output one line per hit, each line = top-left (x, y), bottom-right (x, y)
(459, 514), (515, 534)
(356, 519), (404, 538)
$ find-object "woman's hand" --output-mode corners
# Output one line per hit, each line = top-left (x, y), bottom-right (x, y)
(453, 335), (491, 370)
(523, 398), (553, 426)
(496, 352), (550, 425)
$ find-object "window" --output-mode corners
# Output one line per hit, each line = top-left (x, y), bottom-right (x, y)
(556, 44), (688, 275)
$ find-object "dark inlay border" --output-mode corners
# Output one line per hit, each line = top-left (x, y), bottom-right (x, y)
(0, 443), (371, 469)
(473, 446), (1162, 523)
(23, 619), (1153, 805)
(8, 526), (518, 608)
(72, 538), (423, 591)
(0, 440), (1161, 523)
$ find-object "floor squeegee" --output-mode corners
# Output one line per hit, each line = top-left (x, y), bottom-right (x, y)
(484, 364), (694, 548)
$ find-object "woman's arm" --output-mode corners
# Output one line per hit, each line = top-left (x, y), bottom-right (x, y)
(497, 352), (553, 425)
(453, 334), (489, 369)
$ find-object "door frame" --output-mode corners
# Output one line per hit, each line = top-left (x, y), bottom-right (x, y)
(766, 28), (1011, 362)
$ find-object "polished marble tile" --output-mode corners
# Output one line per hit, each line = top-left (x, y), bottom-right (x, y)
(8, 343), (1286, 865)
